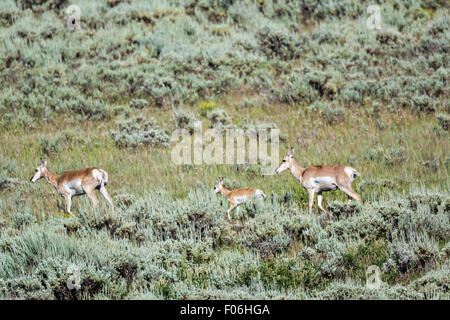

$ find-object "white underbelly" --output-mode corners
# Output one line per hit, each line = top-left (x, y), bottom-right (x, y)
(308, 177), (338, 192)
(63, 179), (85, 196)
(234, 196), (248, 204)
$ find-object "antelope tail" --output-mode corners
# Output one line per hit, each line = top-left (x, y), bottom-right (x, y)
(98, 169), (109, 186)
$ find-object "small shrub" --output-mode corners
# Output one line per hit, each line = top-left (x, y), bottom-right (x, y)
(111, 116), (171, 149)
(327, 201), (361, 220)
(174, 108), (197, 133)
(259, 258), (326, 290)
(368, 147), (407, 167)
(129, 99), (149, 109)
(341, 240), (391, 283)
(114, 192), (136, 209)
(321, 105), (346, 125)
(39, 136), (62, 156)
(257, 25), (301, 60)
(411, 95), (436, 114)
(199, 101), (216, 116)
(13, 211), (37, 229)
(436, 114), (449, 131)
(208, 108), (231, 126)
(422, 159), (439, 172)
(0, 178), (21, 191)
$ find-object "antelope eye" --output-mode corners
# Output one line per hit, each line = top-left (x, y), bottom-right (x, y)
(282, 160), (286, 162)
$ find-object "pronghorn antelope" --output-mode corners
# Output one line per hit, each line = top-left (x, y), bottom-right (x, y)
(275, 148), (360, 214)
(30, 159), (113, 214)
(214, 177), (266, 220)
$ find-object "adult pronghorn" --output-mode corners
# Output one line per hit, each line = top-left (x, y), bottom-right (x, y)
(30, 159), (113, 214)
(214, 177), (266, 220)
(275, 148), (360, 214)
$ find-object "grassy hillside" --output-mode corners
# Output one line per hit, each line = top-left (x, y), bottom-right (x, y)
(0, 0), (448, 299)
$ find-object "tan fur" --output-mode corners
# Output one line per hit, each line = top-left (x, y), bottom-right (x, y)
(31, 159), (113, 214)
(276, 148), (360, 214)
(214, 178), (266, 220)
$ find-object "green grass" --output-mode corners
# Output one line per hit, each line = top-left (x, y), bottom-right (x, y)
(1, 99), (448, 216)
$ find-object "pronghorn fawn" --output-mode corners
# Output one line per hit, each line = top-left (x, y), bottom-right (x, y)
(30, 159), (113, 214)
(275, 148), (360, 215)
(214, 177), (266, 221)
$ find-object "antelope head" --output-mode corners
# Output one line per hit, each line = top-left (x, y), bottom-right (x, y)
(214, 177), (224, 193)
(31, 158), (47, 183)
(275, 148), (294, 174)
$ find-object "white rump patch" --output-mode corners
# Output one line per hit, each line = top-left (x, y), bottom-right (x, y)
(98, 169), (108, 184)
(92, 169), (104, 183)
(255, 189), (265, 198)
(251, 189), (266, 200)
(344, 166), (356, 182)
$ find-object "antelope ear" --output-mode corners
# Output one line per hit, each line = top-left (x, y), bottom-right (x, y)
(43, 159), (47, 168)
(289, 147), (294, 157)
